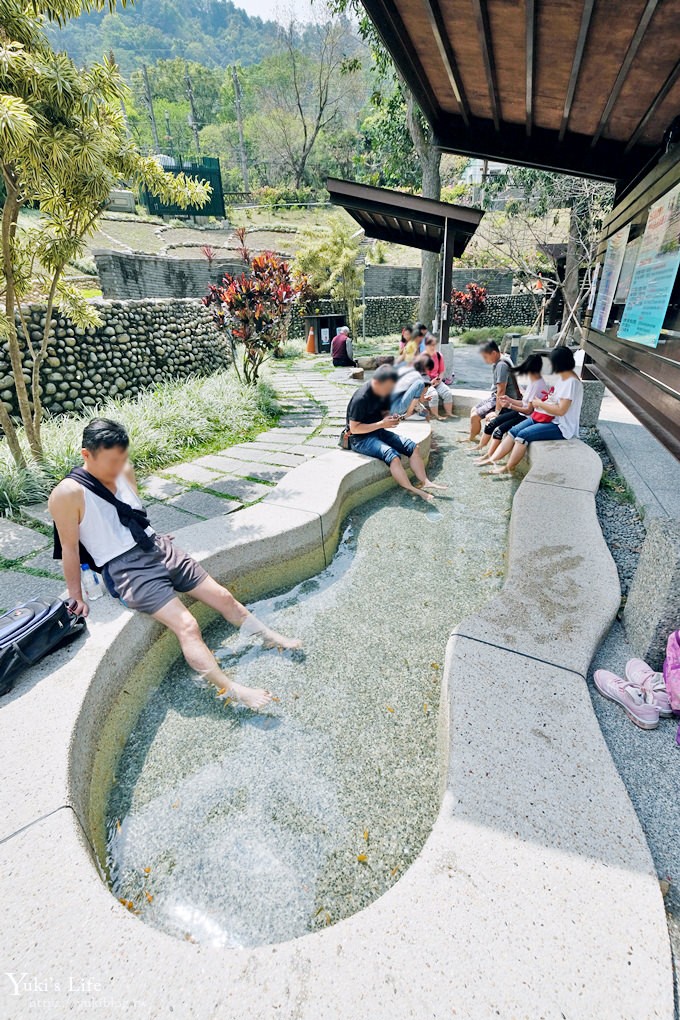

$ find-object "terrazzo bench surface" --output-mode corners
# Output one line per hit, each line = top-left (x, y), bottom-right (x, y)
(0, 427), (672, 1020)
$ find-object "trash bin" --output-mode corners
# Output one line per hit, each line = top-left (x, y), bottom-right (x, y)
(303, 315), (346, 354)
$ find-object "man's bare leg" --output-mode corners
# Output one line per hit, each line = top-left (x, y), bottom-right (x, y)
(408, 448), (448, 491)
(189, 574), (301, 650)
(389, 456), (434, 502)
(152, 597), (272, 710)
(458, 409), (481, 443)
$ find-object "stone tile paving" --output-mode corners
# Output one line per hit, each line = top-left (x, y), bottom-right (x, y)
(0, 363), (357, 609)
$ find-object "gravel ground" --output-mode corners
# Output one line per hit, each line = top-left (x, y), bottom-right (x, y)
(584, 428), (679, 1012)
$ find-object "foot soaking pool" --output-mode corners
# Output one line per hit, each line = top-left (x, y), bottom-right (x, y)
(102, 431), (516, 948)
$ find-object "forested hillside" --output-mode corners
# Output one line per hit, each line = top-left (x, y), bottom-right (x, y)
(45, 0), (280, 73)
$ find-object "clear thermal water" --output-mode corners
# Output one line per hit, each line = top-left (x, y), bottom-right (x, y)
(105, 431), (515, 948)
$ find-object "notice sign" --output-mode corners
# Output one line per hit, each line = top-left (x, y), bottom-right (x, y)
(592, 224), (630, 331)
(614, 236), (642, 304)
(618, 182), (680, 347)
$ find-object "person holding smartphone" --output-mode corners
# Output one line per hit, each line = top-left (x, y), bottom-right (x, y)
(345, 365), (445, 502)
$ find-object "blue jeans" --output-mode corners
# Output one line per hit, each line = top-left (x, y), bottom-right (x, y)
(391, 377), (427, 416)
(509, 418), (564, 445)
(349, 429), (417, 465)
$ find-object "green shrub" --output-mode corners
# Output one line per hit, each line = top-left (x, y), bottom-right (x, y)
(0, 371), (278, 514)
(457, 325), (532, 345)
(253, 185), (318, 210)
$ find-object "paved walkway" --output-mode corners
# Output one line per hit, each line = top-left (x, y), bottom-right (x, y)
(0, 364), (353, 612)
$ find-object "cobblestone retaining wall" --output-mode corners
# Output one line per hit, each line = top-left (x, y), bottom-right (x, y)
(289, 293), (535, 339)
(2, 299), (228, 415)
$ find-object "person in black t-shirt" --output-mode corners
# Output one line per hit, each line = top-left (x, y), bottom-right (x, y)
(345, 365), (446, 503)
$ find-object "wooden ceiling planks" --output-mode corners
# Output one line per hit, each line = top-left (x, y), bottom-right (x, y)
(360, 0), (679, 182)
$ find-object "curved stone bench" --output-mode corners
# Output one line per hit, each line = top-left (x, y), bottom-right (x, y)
(0, 430), (672, 1019)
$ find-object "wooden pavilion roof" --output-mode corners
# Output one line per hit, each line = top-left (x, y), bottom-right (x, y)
(326, 177), (484, 254)
(359, 0), (680, 188)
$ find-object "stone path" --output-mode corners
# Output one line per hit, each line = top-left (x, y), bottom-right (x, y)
(0, 363), (354, 612)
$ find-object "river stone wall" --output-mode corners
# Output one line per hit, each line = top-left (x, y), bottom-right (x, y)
(289, 294), (535, 339)
(2, 299), (228, 416)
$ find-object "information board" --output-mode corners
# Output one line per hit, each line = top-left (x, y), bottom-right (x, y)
(618, 182), (680, 347)
(592, 224), (630, 331)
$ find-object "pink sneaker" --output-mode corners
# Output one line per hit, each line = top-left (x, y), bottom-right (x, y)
(593, 669), (660, 729)
(625, 658), (674, 718)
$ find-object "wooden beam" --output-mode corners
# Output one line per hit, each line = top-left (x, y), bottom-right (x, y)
(422, 0), (471, 126)
(559, 0), (596, 142)
(624, 58), (680, 154)
(525, 0), (535, 136)
(470, 0), (501, 130)
(433, 114), (651, 181)
(591, 0), (661, 147)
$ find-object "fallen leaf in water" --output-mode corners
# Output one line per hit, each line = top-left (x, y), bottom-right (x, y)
(430, 663), (440, 670)
(143, 867), (151, 875)
(390, 866), (400, 877)
(386, 706), (395, 713)
(184, 933), (196, 943)
(363, 829), (369, 841)
(356, 854), (368, 863)
(216, 687), (227, 696)
(271, 696), (280, 703)
(145, 892), (153, 904)
(171, 800), (180, 809)
(423, 703), (429, 712)
(115, 819), (121, 833)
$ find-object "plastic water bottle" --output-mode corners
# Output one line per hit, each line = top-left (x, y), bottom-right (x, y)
(81, 564), (104, 601)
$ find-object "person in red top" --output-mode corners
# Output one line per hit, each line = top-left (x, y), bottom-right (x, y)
(422, 335), (454, 419)
(331, 326), (356, 367)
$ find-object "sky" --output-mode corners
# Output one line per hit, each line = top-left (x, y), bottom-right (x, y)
(235, 0), (317, 22)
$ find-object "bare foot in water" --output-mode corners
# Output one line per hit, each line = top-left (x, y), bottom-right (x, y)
(413, 488), (435, 502)
(240, 615), (302, 651)
(473, 456), (492, 466)
(488, 465), (513, 476)
(456, 435), (474, 444)
(421, 480), (448, 491)
(221, 681), (273, 711)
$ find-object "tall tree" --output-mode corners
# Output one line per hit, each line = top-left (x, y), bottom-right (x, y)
(0, 0), (210, 466)
(328, 0), (442, 327)
(251, 14), (363, 189)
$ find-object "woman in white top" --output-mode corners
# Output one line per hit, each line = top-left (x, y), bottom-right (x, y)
(488, 346), (583, 475)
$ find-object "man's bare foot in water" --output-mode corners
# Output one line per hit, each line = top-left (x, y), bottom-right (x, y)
(219, 680), (273, 711)
(240, 615), (302, 651)
(411, 486), (435, 502)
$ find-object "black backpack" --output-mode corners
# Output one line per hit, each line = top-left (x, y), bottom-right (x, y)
(0, 598), (87, 697)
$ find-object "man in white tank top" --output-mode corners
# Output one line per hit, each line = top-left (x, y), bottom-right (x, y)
(49, 419), (301, 711)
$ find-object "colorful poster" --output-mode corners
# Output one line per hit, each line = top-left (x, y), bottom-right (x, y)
(618, 182), (680, 347)
(614, 236), (642, 304)
(592, 224), (630, 331)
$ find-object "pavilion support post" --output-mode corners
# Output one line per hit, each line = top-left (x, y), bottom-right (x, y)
(439, 217), (455, 344)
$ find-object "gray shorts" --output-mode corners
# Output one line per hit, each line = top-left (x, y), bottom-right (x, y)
(474, 395), (496, 418)
(103, 534), (207, 615)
